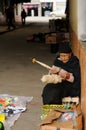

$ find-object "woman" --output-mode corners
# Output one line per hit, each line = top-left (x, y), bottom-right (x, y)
(42, 42), (81, 104)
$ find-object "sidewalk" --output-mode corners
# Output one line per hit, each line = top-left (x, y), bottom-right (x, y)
(0, 16), (54, 34)
(0, 22), (55, 130)
(0, 22), (30, 34)
(0, 24), (7, 33)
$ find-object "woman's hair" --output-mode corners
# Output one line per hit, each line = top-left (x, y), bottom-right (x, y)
(58, 42), (72, 53)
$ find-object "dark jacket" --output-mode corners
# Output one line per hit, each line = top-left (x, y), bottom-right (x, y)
(53, 54), (81, 91)
(21, 10), (26, 18)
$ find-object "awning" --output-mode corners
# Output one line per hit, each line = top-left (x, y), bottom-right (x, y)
(10, 0), (31, 4)
(31, 0), (40, 2)
(40, 0), (66, 2)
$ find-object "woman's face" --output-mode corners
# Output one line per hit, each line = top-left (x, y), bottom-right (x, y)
(60, 53), (71, 63)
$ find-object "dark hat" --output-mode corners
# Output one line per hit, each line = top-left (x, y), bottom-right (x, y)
(58, 42), (72, 53)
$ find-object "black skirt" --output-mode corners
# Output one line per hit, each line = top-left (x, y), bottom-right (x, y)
(42, 81), (80, 105)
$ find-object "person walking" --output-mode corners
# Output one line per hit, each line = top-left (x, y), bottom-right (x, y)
(5, 6), (15, 30)
(21, 9), (27, 25)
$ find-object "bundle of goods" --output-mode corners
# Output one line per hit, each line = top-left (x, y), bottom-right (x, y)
(32, 58), (62, 84)
(40, 107), (82, 130)
(41, 97), (80, 120)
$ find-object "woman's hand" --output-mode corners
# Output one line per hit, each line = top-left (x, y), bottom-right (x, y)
(49, 65), (61, 74)
(59, 69), (74, 82)
(49, 66), (74, 82)
(59, 69), (67, 80)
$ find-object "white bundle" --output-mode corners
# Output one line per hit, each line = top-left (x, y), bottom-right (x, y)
(71, 97), (79, 105)
(62, 97), (72, 103)
(62, 97), (79, 105)
(41, 74), (62, 84)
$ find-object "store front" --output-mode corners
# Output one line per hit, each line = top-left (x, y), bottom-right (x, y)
(15, 0), (67, 19)
(22, 2), (53, 17)
(23, 3), (39, 16)
(41, 2), (53, 16)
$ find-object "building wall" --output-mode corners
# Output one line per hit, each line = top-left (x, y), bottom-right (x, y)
(69, 0), (78, 36)
(69, 0), (86, 129)
(70, 0), (86, 41)
(78, 0), (86, 41)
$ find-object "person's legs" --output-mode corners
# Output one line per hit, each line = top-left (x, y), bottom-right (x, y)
(7, 19), (11, 30)
(22, 18), (25, 25)
(11, 21), (15, 29)
(23, 18), (26, 25)
(42, 83), (63, 105)
(62, 81), (80, 97)
(8, 18), (15, 30)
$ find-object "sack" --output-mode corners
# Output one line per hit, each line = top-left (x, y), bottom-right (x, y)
(40, 108), (82, 130)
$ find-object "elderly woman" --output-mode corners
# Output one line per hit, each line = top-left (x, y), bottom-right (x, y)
(42, 42), (81, 105)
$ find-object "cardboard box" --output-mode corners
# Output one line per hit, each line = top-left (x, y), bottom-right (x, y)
(45, 32), (69, 44)
(45, 34), (57, 44)
(40, 108), (82, 130)
(56, 33), (64, 43)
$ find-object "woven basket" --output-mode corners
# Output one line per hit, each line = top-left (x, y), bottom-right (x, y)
(41, 104), (65, 120)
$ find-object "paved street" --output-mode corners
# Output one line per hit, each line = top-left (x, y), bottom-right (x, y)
(0, 22), (55, 130)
